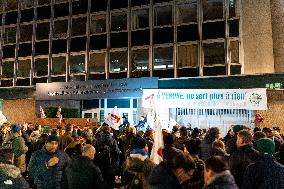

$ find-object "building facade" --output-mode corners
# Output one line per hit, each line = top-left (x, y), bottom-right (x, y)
(0, 0), (271, 87)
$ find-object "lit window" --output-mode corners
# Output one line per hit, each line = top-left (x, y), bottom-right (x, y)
(154, 47), (173, 69)
(110, 51), (127, 72)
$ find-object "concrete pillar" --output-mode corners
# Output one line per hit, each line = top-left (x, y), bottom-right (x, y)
(270, 0), (284, 72)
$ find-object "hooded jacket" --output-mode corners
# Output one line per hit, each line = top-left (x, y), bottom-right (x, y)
(0, 163), (29, 189)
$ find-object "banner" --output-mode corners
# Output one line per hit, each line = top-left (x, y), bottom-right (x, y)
(142, 88), (267, 110)
(104, 106), (122, 130)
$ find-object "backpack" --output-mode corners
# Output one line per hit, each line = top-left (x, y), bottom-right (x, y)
(97, 143), (112, 166)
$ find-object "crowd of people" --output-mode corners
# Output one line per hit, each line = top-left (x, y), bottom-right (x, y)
(0, 120), (284, 189)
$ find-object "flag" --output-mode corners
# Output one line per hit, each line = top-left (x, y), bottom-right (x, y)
(56, 106), (63, 124)
(150, 115), (164, 164)
(0, 111), (7, 126)
(104, 106), (122, 130)
(39, 106), (46, 118)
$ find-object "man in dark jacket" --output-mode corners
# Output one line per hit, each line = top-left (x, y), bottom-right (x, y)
(243, 138), (284, 189)
(0, 148), (29, 189)
(66, 144), (110, 189)
(229, 129), (260, 188)
(204, 156), (238, 189)
(28, 134), (70, 189)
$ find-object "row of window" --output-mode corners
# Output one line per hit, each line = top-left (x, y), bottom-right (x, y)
(1, 0), (238, 26)
(1, 41), (240, 80)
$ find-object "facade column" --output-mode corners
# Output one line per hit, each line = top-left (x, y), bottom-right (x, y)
(270, 0), (284, 72)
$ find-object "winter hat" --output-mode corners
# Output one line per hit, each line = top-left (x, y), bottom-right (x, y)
(45, 134), (59, 143)
(11, 124), (21, 133)
(232, 125), (247, 133)
(255, 138), (275, 155)
(131, 137), (147, 149)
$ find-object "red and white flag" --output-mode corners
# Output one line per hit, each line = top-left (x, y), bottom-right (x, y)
(56, 106), (63, 124)
(40, 106), (46, 119)
(150, 115), (164, 164)
(104, 106), (122, 130)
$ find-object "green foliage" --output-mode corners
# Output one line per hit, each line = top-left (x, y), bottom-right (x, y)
(45, 107), (80, 118)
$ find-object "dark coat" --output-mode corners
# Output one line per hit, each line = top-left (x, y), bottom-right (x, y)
(203, 170), (238, 189)
(243, 154), (284, 189)
(28, 147), (70, 189)
(200, 134), (216, 160)
(66, 155), (110, 189)
(149, 162), (182, 189)
(0, 163), (29, 189)
(229, 144), (260, 188)
(122, 153), (155, 189)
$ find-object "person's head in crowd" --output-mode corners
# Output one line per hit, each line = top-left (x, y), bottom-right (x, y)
(137, 130), (144, 138)
(101, 125), (111, 134)
(45, 134), (59, 153)
(232, 125), (248, 135)
(42, 126), (52, 135)
(253, 127), (262, 133)
(262, 127), (273, 137)
(122, 116), (127, 122)
(73, 125), (78, 132)
(131, 136), (148, 153)
(237, 130), (253, 148)
(180, 126), (188, 137)
(207, 127), (220, 139)
(191, 127), (200, 138)
(129, 126), (136, 135)
(164, 133), (174, 146)
(185, 138), (201, 157)
(255, 138), (275, 156)
(212, 139), (226, 150)
(0, 148), (14, 164)
(34, 124), (41, 131)
(82, 144), (96, 160)
(172, 125), (179, 133)
(253, 131), (266, 142)
(65, 124), (73, 134)
(204, 156), (229, 185)
(144, 129), (154, 140)
(1, 122), (10, 134)
(11, 124), (22, 135)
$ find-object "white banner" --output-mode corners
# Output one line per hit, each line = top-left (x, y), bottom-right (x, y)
(142, 88), (267, 110)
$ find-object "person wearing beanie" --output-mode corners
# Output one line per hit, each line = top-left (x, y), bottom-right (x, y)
(28, 134), (70, 189)
(8, 124), (28, 174)
(243, 138), (284, 189)
(122, 136), (155, 189)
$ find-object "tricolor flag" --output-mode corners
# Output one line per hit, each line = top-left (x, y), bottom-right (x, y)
(104, 106), (122, 130)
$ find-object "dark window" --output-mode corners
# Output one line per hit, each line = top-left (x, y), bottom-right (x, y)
(229, 40), (239, 64)
(88, 73), (106, 80)
(2, 60), (14, 78)
(34, 58), (48, 76)
(153, 69), (174, 78)
(90, 14), (106, 34)
(131, 49), (150, 78)
(107, 99), (130, 108)
(110, 32), (128, 48)
(36, 22), (50, 40)
(132, 9), (149, 30)
(89, 52), (106, 73)
(18, 43), (32, 57)
(35, 41), (49, 55)
(131, 0), (150, 7)
(6, 1), (18, 11)
(83, 99), (100, 109)
(91, 0), (108, 12)
(231, 65), (241, 75)
(154, 5), (172, 26)
(70, 36), (86, 52)
(229, 0), (239, 18)
(54, 2), (69, 18)
(110, 0), (128, 10)
(204, 42), (225, 65)
(202, 21), (225, 39)
(1, 80), (13, 87)
(17, 57), (31, 77)
(52, 56), (66, 75)
(109, 72), (127, 79)
(72, 17), (86, 36)
(53, 39), (67, 54)
(21, 8), (34, 23)
(72, 0), (88, 15)
(154, 0), (172, 3)
(20, 24), (33, 42)
(229, 19), (239, 37)
(37, 6), (51, 20)
(178, 44), (198, 68)
(154, 27), (174, 44)
(90, 34), (107, 50)
(131, 29), (150, 46)
(111, 12), (127, 31)
(54, 19), (68, 39)
(203, 0), (223, 21)
(176, 1), (197, 24)
(38, 0), (51, 6)
(177, 24), (199, 42)
(178, 67), (199, 77)
(10, 79), (25, 88)
(5, 11), (18, 25)
(4, 26), (17, 44)
(154, 46), (173, 69)
(203, 66), (226, 76)
(51, 76), (66, 82)
(3, 45), (16, 58)
(33, 77), (48, 85)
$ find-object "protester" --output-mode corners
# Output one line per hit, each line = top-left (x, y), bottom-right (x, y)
(200, 127), (220, 160)
(28, 134), (70, 189)
(243, 138), (284, 189)
(203, 156), (238, 189)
